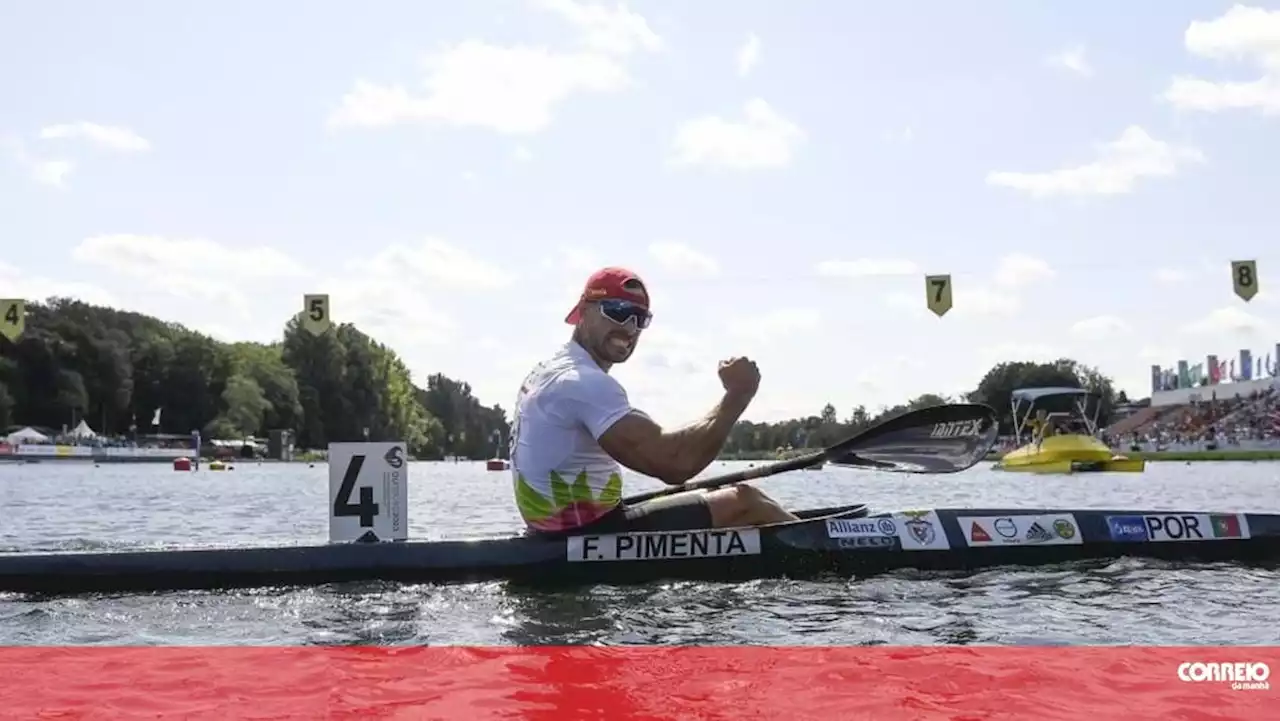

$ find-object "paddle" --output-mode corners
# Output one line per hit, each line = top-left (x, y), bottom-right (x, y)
(621, 402), (999, 505)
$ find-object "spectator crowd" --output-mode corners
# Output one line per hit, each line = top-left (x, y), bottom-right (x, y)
(1122, 387), (1279, 451)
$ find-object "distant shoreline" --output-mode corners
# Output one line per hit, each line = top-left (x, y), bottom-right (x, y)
(977, 448), (1280, 462)
(718, 448), (1280, 463)
(8, 449), (1279, 465)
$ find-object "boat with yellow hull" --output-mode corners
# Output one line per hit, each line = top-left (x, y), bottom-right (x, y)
(994, 434), (1145, 473)
(992, 386), (1145, 474)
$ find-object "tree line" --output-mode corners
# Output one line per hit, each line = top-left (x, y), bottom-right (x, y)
(0, 297), (1124, 461)
(0, 298), (509, 460)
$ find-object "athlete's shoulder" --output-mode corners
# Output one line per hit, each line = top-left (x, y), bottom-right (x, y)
(535, 342), (618, 383)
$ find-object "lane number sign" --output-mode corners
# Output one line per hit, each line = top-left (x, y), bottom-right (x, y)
(328, 442), (408, 543)
(1231, 260), (1258, 302)
(0, 299), (23, 342)
(925, 275), (952, 317)
(302, 294), (332, 336)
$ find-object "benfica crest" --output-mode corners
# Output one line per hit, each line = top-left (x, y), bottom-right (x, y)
(899, 510), (937, 546)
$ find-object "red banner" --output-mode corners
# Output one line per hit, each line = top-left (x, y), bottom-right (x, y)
(0, 646), (1274, 720)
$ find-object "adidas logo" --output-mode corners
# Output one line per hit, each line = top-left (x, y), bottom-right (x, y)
(1025, 522), (1053, 543)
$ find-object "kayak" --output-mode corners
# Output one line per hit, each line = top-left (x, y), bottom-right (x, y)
(2, 504), (1276, 596)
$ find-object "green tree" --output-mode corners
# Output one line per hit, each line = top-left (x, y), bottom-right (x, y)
(967, 359), (1115, 433)
(0, 297), (509, 460)
(214, 374), (272, 436)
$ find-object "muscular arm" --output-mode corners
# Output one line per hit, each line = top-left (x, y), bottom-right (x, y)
(597, 392), (753, 485)
(557, 369), (753, 486)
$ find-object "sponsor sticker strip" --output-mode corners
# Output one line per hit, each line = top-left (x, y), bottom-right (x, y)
(1106, 513), (1251, 543)
(824, 511), (951, 551)
(958, 514), (1083, 547)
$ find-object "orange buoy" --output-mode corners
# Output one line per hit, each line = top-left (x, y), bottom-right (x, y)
(173, 457), (192, 471)
(485, 458), (510, 471)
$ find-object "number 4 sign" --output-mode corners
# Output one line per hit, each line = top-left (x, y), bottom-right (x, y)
(328, 442), (409, 543)
(0, 299), (24, 342)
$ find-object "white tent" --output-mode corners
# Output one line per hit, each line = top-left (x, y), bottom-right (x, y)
(5, 427), (49, 444)
(68, 420), (97, 440)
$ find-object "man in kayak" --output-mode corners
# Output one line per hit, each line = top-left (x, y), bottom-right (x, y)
(511, 266), (798, 536)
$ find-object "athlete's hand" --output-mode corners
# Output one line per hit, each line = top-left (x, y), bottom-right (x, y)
(718, 357), (760, 399)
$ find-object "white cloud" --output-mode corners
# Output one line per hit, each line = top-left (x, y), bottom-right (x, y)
(727, 308), (821, 342)
(884, 290), (928, 317)
(328, 2), (661, 135)
(1181, 306), (1270, 335)
(322, 274), (458, 349)
(877, 255), (1049, 320)
(669, 98), (805, 170)
(884, 126), (915, 144)
(39, 122), (151, 152)
(2, 135), (74, 188)
(816, 258), (919, 278)
(543, 245), (599, 273)
(74, 234), (304, 281)
(0, 261), (118, 308)
(993, 253), (1054, 287)
(736, 33), (761, 77)
(513, 145), (534, 162)
(1164, 5), (1280, 115)
(533, 0), (663, 56)
(1046, 45), (1093, 77)
(648, 241), (720, 276)
(1070, 314), (1131, 340)
(1154, 267), (1189, 283)
(986, 126), (1205, 198)
(71, 234), (308, 312)
(328, 44), (631, 135)
(29, 159), (74, 188)
(356, 237), (517, 290)
(308, 239), (512, 357)
(884, 283), (1019, 318)
(1139, 344), (1182, 362)
(956, 286), (1020, 317)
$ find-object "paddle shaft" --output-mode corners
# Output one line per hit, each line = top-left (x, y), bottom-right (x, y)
(620, 402), (997, 506)
(623, 449), (825, 505)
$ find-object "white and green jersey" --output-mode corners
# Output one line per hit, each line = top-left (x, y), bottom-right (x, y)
(510, 341), (634, 532)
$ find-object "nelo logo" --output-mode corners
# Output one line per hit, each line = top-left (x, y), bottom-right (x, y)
(1177, 662), (1270, 691)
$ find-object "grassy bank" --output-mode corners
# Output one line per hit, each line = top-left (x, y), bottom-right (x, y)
(982, 449), (1280, 462)
(1127, 449), (1280, 461)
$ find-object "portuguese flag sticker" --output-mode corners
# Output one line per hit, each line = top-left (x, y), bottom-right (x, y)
(1210, 514), (1242, 538)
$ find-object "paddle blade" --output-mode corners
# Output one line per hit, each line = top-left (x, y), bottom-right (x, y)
(827, 403), (998, 473)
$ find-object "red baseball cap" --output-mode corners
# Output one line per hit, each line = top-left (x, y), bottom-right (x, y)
(564, 267), (650, 324)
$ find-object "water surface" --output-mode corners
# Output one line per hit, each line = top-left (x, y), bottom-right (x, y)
(2, 460), (1278, 645)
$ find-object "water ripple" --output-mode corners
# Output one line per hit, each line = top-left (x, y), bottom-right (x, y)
(2, 460), (1279, 645)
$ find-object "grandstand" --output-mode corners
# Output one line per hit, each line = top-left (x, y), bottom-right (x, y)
(1108, 347), (1280, 451)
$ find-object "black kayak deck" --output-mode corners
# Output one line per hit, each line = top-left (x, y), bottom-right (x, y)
(2, 505), (1279, 596)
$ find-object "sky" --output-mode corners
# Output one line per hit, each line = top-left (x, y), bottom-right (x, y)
(1, 0), (1279, 424)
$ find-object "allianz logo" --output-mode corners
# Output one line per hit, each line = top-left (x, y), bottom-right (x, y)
(827, 518), (898, 536)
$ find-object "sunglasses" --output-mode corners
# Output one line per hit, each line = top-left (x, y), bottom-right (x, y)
(596, 299), (652, 329)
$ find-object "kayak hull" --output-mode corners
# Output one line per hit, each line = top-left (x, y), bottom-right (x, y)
(1, 505), (1276, 596)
